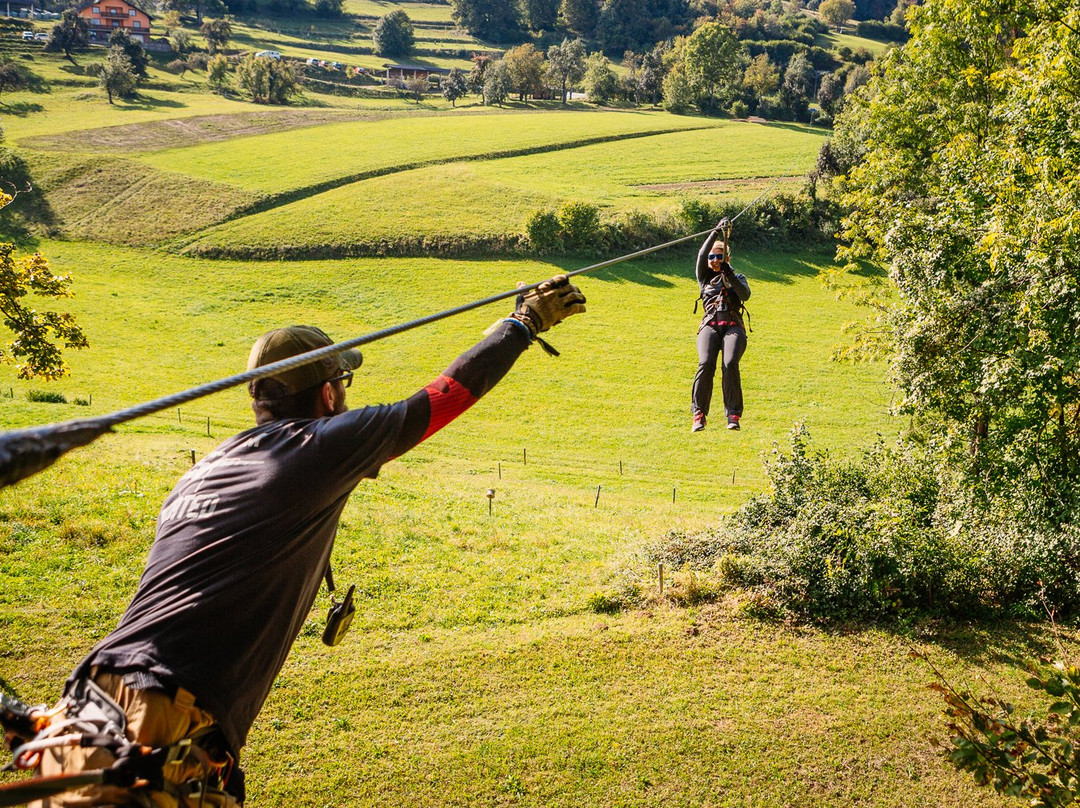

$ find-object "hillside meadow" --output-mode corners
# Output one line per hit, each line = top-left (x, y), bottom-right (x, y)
(0, 237), (1057, 806)
(0, 40), (1056, 807)
(177, 121), (823, 255)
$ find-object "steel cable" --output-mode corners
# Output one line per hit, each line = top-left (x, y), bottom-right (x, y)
(0, 173), (792, 488)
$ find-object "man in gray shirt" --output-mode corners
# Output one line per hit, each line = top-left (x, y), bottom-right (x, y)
(31, 276), (585, 807)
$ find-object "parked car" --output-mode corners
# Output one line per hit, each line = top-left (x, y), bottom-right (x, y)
(330, 61), (343, 70)
(305, 57), (318, 66)
(21, 30), (34, 40)
(254, 50), (281, 60)
(34, 31), (48, 41)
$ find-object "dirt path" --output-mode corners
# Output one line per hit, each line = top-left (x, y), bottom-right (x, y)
(634, 175), (805, 191)
(20, 109), (406, 153)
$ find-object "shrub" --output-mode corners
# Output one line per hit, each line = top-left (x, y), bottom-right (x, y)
(600, 424), (1080, 622)
(556, 200), (600, 251)
(26, 390), (67, 403)
(925, 652), (1080, 808)
(187, 52), (210, 71)
(523, 208), (562, 254)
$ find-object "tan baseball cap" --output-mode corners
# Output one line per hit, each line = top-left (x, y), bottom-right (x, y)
(247, 325), (363, 398)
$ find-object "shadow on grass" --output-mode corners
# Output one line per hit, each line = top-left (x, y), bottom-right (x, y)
(0, 101), (44, 116)
(115, 93), (187, 111)
(0, 673), (29, 702)
(923, 619), (1063, 668)
(556, 248), (838, 289)
(58, 62), (90, 77)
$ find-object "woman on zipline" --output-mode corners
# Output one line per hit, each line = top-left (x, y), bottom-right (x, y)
(691, 220), (751, 433)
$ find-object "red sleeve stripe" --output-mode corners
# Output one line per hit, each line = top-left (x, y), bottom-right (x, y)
(420, 375), (479, 443)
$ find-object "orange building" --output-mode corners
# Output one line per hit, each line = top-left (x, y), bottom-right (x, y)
(76, 0), (152, 45)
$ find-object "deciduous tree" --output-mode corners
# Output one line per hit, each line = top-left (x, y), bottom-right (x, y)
(0, 227), (88, 380)
(682, 20), (744, 111)
(482, 58), (512, 105)
(451, 0), (523, 41)
(199, 18), (232, 54)
(545, 37), (585, 103)
(236, 54), (299, 104)
(742, 52), (779, 97)
(524, 0), (559, 31)
(582, 51), (617, 104)
(503, 42), (544, 101)
(98, 47), (138, 103)
(833, 0), (1080, 521)
(108, 28), (148, 79)
(44, 9), (89, 65)
(559, 0), (598, 37)
(373, 9), (414, 57)
(440, 67), (468, 105)
(818, 0), (855, 30)
(207, 53), (229, 88)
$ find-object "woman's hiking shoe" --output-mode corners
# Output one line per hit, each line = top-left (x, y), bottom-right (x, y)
(727, 415), (741, 430)
(692, 413), (706, 433)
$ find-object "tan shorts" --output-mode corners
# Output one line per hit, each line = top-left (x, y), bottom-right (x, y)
(29, 671), (240, 808)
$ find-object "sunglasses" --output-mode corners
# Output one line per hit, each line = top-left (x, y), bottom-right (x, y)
(708, 253), (726, 260)
(325, 371), (353, 388)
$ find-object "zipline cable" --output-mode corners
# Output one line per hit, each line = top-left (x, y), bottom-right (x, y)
(0, 170), (797, 489)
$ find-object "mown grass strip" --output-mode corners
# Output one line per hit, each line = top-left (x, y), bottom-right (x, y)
(177, 123), (823, 259)
(136, 109), (721, 195)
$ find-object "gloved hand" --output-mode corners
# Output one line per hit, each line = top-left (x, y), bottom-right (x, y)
(513, 275), (586, 335)
(714, 217), (730, 233)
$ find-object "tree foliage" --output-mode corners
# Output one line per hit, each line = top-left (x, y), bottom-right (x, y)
(545, 37), (586, 103)
(451, 0), (523, 41)
(503, 42), (544, 100)
(199, 18), (232, 54)
(524, 0), (559, 31)
(482, 59), (512, 105)
(832, 0), (1080, 523)
(108, 28), (148, 79)
(44, 9), (90, 64)
(922, 651), (1080, 808)
(582, 51), (617, 105)
(97, 47), (138, 103)
(682, 21), (745, 111)
(559, 0), (598, 37)
(236, 55), (299, 104)
(372, 9), (414, 57)
(0, 225), (88, 381)
(440, 67), (468, 106)
(818, 0), (855, 30)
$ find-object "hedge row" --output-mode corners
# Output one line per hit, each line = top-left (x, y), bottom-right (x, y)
(185, 189), (839, 262)
(182, 233), (525, 261)
(525, 193), (840, 258)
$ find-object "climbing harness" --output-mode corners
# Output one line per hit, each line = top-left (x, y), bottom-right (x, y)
(0, 681), (236, 807)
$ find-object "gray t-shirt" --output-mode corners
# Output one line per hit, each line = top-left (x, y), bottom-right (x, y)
(79, 401), (407, 753)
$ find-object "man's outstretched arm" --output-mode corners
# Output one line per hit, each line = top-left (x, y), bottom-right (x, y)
(389, 276), (586, 458)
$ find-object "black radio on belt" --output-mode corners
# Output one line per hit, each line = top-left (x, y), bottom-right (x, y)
(322, 566), (355, 647)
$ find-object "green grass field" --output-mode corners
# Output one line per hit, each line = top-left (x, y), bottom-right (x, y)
(0, 237), (1043, 807)
(0, 36), (1053, 808)
(179, 122), (824, 254)
(134, 110), (717, 194)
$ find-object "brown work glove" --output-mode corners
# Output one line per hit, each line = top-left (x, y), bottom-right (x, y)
(513, 275), (586, 335)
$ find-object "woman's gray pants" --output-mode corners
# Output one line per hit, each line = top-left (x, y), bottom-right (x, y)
(692, 324), (747, 418)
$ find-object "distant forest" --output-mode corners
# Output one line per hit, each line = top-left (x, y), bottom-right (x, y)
(447, 0), (911, 52)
